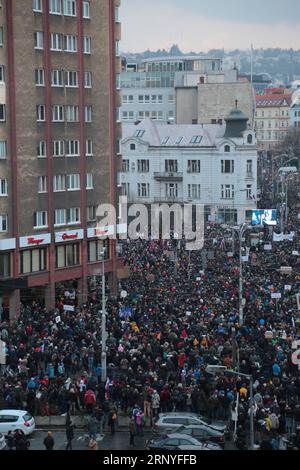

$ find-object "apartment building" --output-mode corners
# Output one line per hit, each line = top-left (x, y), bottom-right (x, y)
(0, 0), (122, 319)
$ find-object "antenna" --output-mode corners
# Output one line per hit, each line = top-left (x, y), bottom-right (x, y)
(250, 44), (253, 85)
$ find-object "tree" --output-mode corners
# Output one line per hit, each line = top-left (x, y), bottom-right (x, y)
(275, 129), (300, 170)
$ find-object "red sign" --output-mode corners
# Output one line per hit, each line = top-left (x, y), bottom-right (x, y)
(94, 228), (109, 236)
(62, 232), (78, 241)
(27, 237), (45, 246)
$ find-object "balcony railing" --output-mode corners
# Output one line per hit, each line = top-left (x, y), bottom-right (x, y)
(154, 172), (183, 181)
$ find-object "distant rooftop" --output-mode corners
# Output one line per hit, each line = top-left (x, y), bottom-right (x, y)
(142, 55), (222, 64)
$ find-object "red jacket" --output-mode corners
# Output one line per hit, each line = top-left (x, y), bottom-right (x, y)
(84, 390), (96, 405)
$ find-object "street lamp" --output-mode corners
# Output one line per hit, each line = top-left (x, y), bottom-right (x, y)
(206, 365), (254, 450)
(278, 167), (298, 232)
(100, 247), (108, 383)
(232, 223), (250, 326)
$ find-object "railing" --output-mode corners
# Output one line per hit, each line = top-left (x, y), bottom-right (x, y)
(154, 172), (183, 180)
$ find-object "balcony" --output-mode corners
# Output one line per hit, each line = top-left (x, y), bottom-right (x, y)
(154, 196), (183, 203)
(154, 172), (183, 181)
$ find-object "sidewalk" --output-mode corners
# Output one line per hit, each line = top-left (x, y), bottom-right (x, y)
(35, 414), (131, 429)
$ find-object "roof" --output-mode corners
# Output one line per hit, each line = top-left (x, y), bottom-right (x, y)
(142, 55), (221, 64)
(122, 119), (226, 148)
(256, 94), (292, 107)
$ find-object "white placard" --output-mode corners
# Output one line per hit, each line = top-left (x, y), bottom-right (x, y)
(242, 256), (249, 262)
(264, 244), (272, 251)
(284, 285), (292, 291)
(271, 293), (282, 299)
(63, 305), (75, 312)
(120, 290), (127, 298)
(55, 316), (61, 324)
(227, 252), (233, 258)
(292, 251), (299, 256)
(196, 277), (201, 281)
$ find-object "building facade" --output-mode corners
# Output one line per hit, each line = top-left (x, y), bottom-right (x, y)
(120, 112), (257, 225)
(120, 56), (223, 125)
(290, 91), (300, 129)
(0, 0), (122, 319)
(255, 93), (292, 149)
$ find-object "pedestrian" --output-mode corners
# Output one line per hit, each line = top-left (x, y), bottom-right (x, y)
(66, 422), (75, 450)
(88, 437), (98, 450)
(6, 430), (15, 450)
(43, 431), (55, 451)
(129, 417), (135, 448)
(108, 408), (117, 436)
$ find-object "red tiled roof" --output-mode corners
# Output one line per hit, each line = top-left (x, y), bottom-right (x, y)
(256, 93), (292, 107)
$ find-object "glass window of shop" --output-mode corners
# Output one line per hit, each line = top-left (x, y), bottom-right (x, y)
(0, 252), (11, 277)
(55, 243), (80, 268)
(20, 248), (47, 274)
(88, 239), (109, 263)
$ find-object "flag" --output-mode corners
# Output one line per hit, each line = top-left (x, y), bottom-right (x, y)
(105, 378), (110, 401)
(220, 238), (226, 251)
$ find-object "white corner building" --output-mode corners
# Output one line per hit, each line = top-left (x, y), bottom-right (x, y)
(120, 108), (258, 225)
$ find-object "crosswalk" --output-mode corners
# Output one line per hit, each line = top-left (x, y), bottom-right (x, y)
(77, 434), (105, 442)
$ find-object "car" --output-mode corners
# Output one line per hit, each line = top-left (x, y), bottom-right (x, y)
(153, 412), (228, 434)
(0, 410), (35, 436)
(176, 444), (222, 451)
(170, 425), (226, 448)
(0, 433), (6, 450)
(146, 433), (223, 451)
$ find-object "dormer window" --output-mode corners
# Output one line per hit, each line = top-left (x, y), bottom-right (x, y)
(247, 134), (253, 144)
(130, 143), (136, 151)
(224, 145), (231, 153)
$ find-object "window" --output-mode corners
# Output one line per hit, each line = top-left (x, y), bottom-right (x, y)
(67, 174), (80, 191)
(175, 136), (183, 145)
(0, 65), (4, 83)
(34, 211), (48, 228)
(116, 40), (120, 57)
(247, 160), (253, 177)
(87, 205), (96, 222)
(56, 243), (80, 268)
(83, 1), (90, 18)
(52, 105), (64, 122)
(85, 106), (92, 122)
(51, 33), (62, 51)
(65, 105), (79, 122)
(0, 104), (5, 121)
(151, 111), (164, 121)
(50, 0), (62, 14)
(161, 137), (169, 145)
(137, 159), (149, 173)
(0, 141), (7, 159)
(221, 184), (234, 199)
(66, 140), (79, 156)
(187, 160), (200, 173)
(122, 160), (130, 172)
(65, 70), (78, 88)
(138, 95), (150, 104)
(67, 207), (80, 224)
(122, 111), (135, 121)
(137, 183), (150, 198)
(54, 209), (66, 226)
(151, 95), (163, 104)
(64, 0), (76, 16)
(64, 34), (77, 52)
(37, 141), (46, 158)
(84, 36), (91, 54)
(20, 248), (47, 274)
(188, 184), (201, 199)
(224, 145), (231, 153)
(38, 176), (47, 193)
(122, 95), (134, 104)
(0, 215), (8, 233)
(51, 69), (63, 87)
(34, 31), (44, 49)
(134, 130), (145, 138)
(165, 183), (178, 198)
(0, 178), (7, 196)
(121, 183), (130, 196)
(0, 252), (10, 277)
(88, 240), (110, 262)
(84, 71), (92, 88)
(53, 174), (66, 192)
(130, 144), (136, 151)
(53, 140), (65, 157)
(246, 185), (252, 199)
(190, 135), (202, 144)
(86, 139), (93, 156)
(165, 160), (178, 173)
(35, 68), (45, 86)
(33, 0), (43, 12)
(221, 160), (234, 174)
(168, 111), (175, 121)
(168, 94), (175, 103)
(86, 173), (93, 189)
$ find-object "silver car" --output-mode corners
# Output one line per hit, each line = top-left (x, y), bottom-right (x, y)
(153, 412), (228, 434)
(0, 433), (6, 450)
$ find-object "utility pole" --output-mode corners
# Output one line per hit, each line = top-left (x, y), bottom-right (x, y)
(101, 250), (107, 383)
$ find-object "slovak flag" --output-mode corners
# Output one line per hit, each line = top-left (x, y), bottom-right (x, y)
(220, 238), (226, 250)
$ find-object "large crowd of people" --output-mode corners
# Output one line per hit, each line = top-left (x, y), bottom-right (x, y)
(1, 189), (300, 450)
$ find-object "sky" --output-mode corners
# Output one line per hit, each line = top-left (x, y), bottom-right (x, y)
(120, 0), (300, 52)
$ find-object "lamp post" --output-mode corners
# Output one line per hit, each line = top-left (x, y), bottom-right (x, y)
(206, 365), (254, 450)
(100, 248), (107, 383)
(278, 167), (298, 233)
(234, 222), (250, 326)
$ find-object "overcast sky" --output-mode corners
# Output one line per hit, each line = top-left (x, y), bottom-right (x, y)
(120, 0), (300, 52)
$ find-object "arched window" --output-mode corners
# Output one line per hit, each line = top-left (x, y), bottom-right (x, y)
(247, 134), (253, 144)
(224, 145), (230, 153)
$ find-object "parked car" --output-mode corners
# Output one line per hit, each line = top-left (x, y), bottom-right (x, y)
(153, 413), (228, 434)
(0, 410), (35, 436)
(171, 425), (225, 448)
(176, 444), (222, 451)
(0, 433), (6, 450)
(146, 433), (223, 451)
